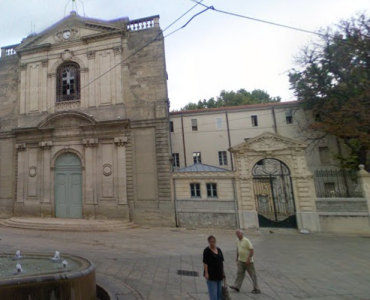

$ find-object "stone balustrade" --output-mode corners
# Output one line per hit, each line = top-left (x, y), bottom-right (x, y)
(0, 44), (19, 58)
(127, 15), (159, 31)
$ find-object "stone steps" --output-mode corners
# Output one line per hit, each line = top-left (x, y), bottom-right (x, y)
(0, 217), (139, 232)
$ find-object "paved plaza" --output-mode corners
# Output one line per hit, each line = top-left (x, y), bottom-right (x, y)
(0, 224), (369, 300)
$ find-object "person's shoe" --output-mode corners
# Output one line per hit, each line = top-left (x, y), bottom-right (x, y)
(229, 286), (240, 292)
(252, 289), (261, 294)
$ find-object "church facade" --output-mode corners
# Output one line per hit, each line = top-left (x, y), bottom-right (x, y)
(0, 12), (174, 226)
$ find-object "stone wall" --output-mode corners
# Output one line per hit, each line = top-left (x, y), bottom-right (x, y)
(0, 55), (19, 218)
(316, 199), (368, 213)
(177, 212), (237, 229)
(128, 119), (174, 226)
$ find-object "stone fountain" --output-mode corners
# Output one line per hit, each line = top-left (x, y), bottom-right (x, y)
(0, 251), (97, 300)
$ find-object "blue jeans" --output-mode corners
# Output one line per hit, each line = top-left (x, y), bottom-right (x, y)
(206, 280), (223, 300)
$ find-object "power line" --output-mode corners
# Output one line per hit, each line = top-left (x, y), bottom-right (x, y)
(189, 0), (323, 36)
(20, 1), (210, 129)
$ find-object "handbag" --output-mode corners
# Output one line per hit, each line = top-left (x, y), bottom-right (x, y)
(222, 278), (231, 300)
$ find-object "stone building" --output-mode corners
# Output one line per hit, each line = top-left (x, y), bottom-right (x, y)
(1, 11), (369, 234)
(0, 12), (174, 226)
(170, 103), (370, 233)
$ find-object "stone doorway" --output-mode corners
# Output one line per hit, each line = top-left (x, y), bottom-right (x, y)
(55, 153), (82, 219)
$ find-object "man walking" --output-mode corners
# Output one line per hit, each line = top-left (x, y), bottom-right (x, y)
(230, 229), (261, 294)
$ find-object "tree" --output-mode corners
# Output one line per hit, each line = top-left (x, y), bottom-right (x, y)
(179, 89), (281, 111)
(289, 13), (370, 171)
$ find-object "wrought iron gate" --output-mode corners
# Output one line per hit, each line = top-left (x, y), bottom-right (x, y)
(252, 159), (297, 228)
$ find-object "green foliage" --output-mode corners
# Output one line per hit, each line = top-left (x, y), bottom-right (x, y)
(179, 89), (281, 111)
(289, 13), (370, 170)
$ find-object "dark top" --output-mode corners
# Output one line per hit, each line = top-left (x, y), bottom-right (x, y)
(203, 247), (224, 281)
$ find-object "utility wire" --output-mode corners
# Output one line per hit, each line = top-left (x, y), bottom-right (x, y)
(189, 0), (323, 36)
(21, 1), (209, 128)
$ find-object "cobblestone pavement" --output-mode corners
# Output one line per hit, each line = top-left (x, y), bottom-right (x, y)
(0, 225), (369, 300)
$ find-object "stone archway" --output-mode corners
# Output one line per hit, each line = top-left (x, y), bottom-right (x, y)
(230, 132), (321, 232)
(55, 153), (82, 219)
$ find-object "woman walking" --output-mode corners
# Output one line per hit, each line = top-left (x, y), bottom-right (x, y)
(203, 235), (225, 300)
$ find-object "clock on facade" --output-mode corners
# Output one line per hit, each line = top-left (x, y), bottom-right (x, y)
(63, 30), (71, 40)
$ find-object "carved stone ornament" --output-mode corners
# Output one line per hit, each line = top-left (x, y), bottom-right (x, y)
(39, 141), (52, 150)
(29, 166), (37, 178)
(19, 63), (27, 70)
(54, 28), (79, 42)
(42, 59), (48, 67)
(15, 143), (26, 151)
(86, 51), (96, 60)
(82, 138), (98, 147)
(249, 136), (290, 152)
(113, 46), (123, 56)
(61, 50), (73, 61)
(114, 136), (128, 146)
(102, 164), (113, 176)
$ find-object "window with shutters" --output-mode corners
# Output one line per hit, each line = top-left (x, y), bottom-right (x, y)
(215, 117), (222, 129)
(285, 110), (293, 124)
(191, 119), (198, 131)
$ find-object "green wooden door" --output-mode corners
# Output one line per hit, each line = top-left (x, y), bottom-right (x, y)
(55, 153), (82, 219)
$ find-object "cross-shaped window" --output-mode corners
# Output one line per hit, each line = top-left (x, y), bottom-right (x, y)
(56, 63), (80, 102)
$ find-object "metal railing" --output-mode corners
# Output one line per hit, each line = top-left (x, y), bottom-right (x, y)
(314, 169), (363, 198)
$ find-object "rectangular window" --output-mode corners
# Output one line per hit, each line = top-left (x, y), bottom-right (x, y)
(190, 183), (201, 198)
(285, 110), (293, 124)
(193, 152), (202, 164)
(172, 153), (180, 168)
(319, 147), (331, 165)
(206, 183), (218, 198)
(191, 119), (198, 131)
(170, 121), (174, 132)
(251, 115), (258, 127)
(218, 151), (228, 166)
(216, 117), (223, 129)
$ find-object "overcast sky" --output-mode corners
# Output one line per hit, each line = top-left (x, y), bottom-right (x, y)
(0, 0), (368, 110)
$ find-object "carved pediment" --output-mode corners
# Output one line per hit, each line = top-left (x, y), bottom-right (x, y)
(38, 111), (96, 129)
(15, 12), (128, 53)
(230, 132), (306, 153)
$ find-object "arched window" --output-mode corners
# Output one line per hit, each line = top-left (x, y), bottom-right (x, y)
(56, 63), (80, 102)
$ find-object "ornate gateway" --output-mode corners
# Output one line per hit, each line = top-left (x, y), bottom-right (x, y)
(252, 159), (297, 228)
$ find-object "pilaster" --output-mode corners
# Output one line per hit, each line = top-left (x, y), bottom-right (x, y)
(83, 139), (98, 205)
(15, 143), (26, 204)
(39, 141), (52, 203)
(115, 136), (128, 205)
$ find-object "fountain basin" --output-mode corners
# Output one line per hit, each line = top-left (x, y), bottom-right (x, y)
(0, 253), (96, 300)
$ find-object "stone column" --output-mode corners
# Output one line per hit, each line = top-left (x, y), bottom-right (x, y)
(39, 141), (52, 217)
(358, 165), (370, 215)
(87, 51), (96, 107)
(15, 143), (26, 204)
(39, 141), (52, 203)
(115, 136), (128, 205)
(83, 139), (98, 205)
